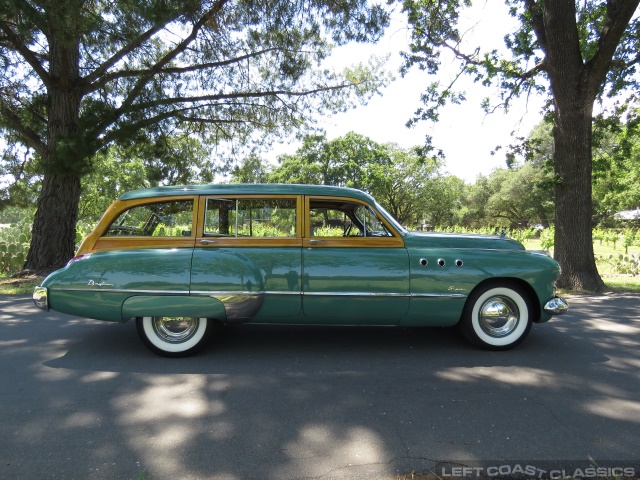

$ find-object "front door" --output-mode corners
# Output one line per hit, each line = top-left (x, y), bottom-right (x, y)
(302, 196), (409, 325)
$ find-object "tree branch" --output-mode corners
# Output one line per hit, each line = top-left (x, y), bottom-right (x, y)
(85, 47), (280, 95)
(0, 100), (46, 155)
(585, 0), (640, 93)
(523, 0), (548, 55)
(91, 0), (228, 137)
(0, 22), (51, 89)
(82, 22), (170, 93)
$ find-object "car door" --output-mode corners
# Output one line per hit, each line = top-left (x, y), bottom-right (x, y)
(301, 195), (410, 325)
(191, 195), (303, 322)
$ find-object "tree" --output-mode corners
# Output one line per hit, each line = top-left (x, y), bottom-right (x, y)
(592, 109), (640, 218)
(269, 132), (392, 188)
(1, 0), (390, 272)
(484, 164), (554, 228)
(269, 133), (455, 225)
(369, 144), (454, 226)
(230, 156), (273, 184)
(400, 0), (640, 291)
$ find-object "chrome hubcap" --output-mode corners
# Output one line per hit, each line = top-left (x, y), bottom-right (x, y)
(152, 317), (199, 343)
(478, 296), (519, 337)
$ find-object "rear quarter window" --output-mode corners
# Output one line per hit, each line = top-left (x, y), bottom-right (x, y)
(104, 200), (194, 237)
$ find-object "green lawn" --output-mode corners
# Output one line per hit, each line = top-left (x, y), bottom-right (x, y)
(522, 239), (640, 293)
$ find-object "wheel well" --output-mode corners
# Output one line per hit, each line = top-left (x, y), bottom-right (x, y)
(464, 278), (541, 323)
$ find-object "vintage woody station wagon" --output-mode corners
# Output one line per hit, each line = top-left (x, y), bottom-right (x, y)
(33, 184), (568, 356)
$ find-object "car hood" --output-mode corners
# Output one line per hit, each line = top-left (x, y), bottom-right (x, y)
(403, 231), (526, 250)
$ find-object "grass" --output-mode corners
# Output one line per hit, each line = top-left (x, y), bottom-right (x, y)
(0, 273), (42, 295)
(601, 276), (640, 293)
(522, 238), (640, 293)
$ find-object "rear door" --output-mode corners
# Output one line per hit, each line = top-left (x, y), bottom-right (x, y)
(191, 195), (303, 322)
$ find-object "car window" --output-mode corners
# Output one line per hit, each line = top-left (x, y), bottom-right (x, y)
(310, 200), (392, 238)
(104, 200), (194, 237)
(205, 198), (297, 238)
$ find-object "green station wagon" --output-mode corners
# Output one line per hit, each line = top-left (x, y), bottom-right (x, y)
(33, 184), (568, 356)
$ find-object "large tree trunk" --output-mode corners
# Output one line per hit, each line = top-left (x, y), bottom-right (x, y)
(24, 29), (84, 273)
(25, 174), (82, 272)
(553, 107), (606, 291)
(544, 1), (607, 292)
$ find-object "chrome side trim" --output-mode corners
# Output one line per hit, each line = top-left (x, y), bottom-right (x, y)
(33, 286), (49, 311)
(191, 290), (299, 296)
(50, 287), (466, 300)
(51, 288), (191, 295)
(411, 293), (467, 299)
(544, 296), (569, 315)
(302, 292), (466, 299)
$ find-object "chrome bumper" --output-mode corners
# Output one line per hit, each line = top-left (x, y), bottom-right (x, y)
(544, 296), (569, 315)
(33, 286), (49, 311)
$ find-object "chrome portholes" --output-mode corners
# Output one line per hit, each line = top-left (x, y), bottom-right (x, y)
(477, 296), (520, 338)
(418, 258), (465, 268)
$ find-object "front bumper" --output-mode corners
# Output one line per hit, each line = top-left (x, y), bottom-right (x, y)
(544, 296), (569, 315)
(33, 286), (49, 311)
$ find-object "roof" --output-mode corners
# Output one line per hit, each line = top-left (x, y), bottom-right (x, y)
(118, 183), (376, 203)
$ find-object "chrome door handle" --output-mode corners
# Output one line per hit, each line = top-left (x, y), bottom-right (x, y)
(200, 239), (216, 245)
(309, 239), (319, 245)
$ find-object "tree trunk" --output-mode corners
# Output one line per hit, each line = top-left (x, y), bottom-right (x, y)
(25, 174), (82, 272)
(24, 28), (84, 273)
(544, 1), (607, 292)
(552, 103), (606, 292)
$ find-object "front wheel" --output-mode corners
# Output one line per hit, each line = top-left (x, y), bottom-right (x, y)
(136, 316), (215, 357)
(459, 284), (533, 350)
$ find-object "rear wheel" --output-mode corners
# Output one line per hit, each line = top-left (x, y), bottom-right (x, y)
(136, 316), (215, 357)
(459, 283), (533, 350)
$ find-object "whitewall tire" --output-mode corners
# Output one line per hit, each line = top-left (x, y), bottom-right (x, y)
(459, 284), (533, 350)
(136, 316), (215, 357)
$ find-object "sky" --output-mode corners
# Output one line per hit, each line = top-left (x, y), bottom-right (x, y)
(308, 2), (547, 183)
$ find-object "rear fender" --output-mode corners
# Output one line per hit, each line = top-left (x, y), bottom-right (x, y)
(122, 295), (227, 322)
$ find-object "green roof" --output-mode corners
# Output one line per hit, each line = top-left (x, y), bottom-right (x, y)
(119, 183), (375, 202)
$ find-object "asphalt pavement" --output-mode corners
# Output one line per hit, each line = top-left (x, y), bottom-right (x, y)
(1, 293), (639, 480)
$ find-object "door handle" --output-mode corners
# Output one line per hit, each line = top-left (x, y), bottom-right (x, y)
(200, 239), (216, 245)
(309, 239), (320, 245)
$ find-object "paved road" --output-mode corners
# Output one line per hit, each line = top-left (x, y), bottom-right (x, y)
(1, 294), (639, 480)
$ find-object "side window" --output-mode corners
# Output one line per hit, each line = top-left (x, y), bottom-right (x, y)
(309, 206), (352, 237)
(310, 200), (392, 238)
(205, 198), (297, 238)
(105, 200), (194, 237)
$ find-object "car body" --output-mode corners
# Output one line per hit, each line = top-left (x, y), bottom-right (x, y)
(33, 184), (568, 356)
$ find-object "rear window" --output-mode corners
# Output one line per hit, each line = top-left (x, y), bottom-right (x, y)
(104, 200), (194, 237)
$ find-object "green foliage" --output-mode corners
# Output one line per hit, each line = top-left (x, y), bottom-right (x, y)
(0, 224), (30, 274)
(540, 227), (555, 251)
(457, 162), (554, 229)
(0, 217), (96, 274)
(266, 133), (457, 226)
(597, 253), (640, 277)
